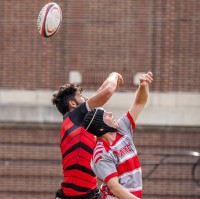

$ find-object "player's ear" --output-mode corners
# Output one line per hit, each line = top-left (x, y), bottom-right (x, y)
(69, 100), (77, 108)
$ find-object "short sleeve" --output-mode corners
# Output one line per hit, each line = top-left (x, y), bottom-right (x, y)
(68, 102), (89, 125)
(117, 112), (136, 139)
(91, 150), (118, 183)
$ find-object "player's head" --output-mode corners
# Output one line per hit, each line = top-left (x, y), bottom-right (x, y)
(82, 107), (118, 137)
(51, 83), (87, 115)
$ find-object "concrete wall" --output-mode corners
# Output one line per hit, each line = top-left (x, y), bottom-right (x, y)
(0, 89), (199, 126)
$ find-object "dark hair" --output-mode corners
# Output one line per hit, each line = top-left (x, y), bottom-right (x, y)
(51, 83), (82, 115)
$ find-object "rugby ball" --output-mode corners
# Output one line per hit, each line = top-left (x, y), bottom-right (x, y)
(37, 2), (62, 38)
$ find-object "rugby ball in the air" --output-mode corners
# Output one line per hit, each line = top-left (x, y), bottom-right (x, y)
(37, 2), (62, 38)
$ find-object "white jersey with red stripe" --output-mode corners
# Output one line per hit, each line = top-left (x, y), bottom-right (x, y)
(91, 112), (142, 199)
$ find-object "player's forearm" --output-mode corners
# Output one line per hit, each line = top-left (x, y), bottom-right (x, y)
(109, 183), (140, 199)
(88, 72), (122, 109)
(129, 72), (152, 121)
(96, 72), (120, 94)
(134, 83), (149, 106)
(134, 71), (153, 106)
(107, 177), (140, 199)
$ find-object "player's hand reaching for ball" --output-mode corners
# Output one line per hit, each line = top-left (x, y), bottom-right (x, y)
(107, 72), (124, 88)
(114, 72), (124, 87)
(117, 73), (124, 87)
(139, 71), (153, 86)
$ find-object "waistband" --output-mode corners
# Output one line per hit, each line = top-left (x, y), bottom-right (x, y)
(56, 188), (100, 199)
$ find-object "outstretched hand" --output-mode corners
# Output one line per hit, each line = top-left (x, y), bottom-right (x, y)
(116, 73), (124, 87)
(139, 71), (153, 86)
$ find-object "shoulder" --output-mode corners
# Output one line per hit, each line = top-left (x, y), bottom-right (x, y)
(116, 112), (136, 138)
(117, 112), (135, 129)
(64, 102), (89, 124)
(70, 102), (88, 116)
(93, 141), (112, 163)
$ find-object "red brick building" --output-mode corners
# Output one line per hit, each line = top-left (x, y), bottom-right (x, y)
(0, 1), (199, 198)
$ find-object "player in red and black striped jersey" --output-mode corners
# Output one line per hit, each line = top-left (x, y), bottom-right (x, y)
(52, 72), (123, 199)
(82, 72), (153, 199)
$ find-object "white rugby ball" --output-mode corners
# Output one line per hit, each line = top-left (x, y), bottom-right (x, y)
(37, 2), (62, 38)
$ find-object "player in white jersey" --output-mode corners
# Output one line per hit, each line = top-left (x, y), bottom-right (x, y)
(82, 72), (153, 199)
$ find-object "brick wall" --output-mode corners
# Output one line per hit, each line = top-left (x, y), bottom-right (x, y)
(0, 123), (61, 199)
(0, 123), (199, 199)
(0, 0), (200, 91)
(0, 1), (200, 199)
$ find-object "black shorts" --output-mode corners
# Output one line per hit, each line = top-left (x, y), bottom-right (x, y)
(55, 188), (101, 199)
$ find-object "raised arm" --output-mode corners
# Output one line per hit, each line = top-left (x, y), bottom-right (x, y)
(129, 71), (153, 121)
(87, 72), (124, 109)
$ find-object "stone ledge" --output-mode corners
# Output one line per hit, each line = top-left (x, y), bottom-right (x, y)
(0, 89), (200, 126)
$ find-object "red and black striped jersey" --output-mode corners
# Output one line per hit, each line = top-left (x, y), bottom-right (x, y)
(60, 102), (97, 196)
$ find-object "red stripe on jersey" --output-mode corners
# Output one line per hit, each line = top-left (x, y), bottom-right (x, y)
(94, 155), (102, 164)
(117, 155), (141, 175)
(61, 132), (95, 160)
(61, 124), (95, 148)
(60, 117), (74, 140)
(97, 133), (123, 153)
(60, 118), (97, 196)
(96, 139), (111, 152)
(93, 143), (104, 163)
(61, 130), (81, 154)
(93, 146), (103, 158)
(127, 111), (136, 130)
(95, 142), (104, 150)
(63, 147), (93, 169)
(130, 190), (142, 198)
(64, 170), (97, 185)
(93, 149), (103, 159)
(104, 172), (118, 183)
